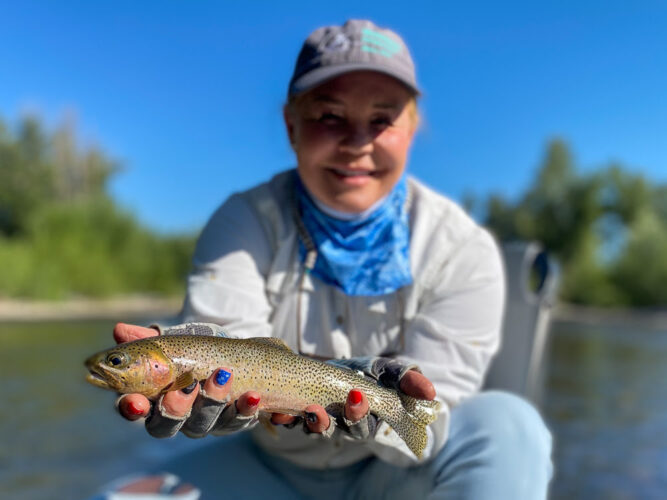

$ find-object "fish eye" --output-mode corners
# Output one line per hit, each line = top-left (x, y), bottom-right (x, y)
(106, 352), (128, 367)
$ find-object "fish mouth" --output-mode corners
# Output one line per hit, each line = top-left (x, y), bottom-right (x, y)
(86, 369), (112, 390)
(84, 356), (117, 390)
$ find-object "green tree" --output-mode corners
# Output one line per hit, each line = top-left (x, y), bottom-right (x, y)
(0, 114), (195, 299)
(481, 139), (667, 307)
(0, 116), (54, 235)
(610, 209), (667, 306)
(0, 115), (118, 236)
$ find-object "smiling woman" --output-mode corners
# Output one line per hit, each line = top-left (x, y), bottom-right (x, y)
(94, 19), (552, 500)
(285, 71), (418, 214)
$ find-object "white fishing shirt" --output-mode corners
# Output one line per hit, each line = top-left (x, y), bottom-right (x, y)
(180, 169), (505, 469)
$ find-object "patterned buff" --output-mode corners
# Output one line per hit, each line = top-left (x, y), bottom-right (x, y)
(295, 172), (412, 296)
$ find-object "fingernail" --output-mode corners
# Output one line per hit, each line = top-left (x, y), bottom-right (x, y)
(349, 389), (363, 405)
(127, 401), (144, 416)
(215, 369), (231, 386)
(246, 395), (260, 407)
(305, 411), (318, 424)
(181, 381), (198, 394)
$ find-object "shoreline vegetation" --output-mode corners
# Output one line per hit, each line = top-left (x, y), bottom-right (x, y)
(0, 115), (196, 302)
(2, 116), (666, 311)
(0, 295), (665, 328)
(553, 303), (667, 330)
(0, 294), (182, 322)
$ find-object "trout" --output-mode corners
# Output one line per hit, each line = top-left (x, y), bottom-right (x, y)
(85, 333), (441, 458)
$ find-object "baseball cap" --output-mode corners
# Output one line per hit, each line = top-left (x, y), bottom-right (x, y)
(288, 19), (420, 98)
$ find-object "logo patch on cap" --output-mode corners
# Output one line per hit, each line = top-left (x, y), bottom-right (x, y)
(320, 32), (350, 53)
(361, 28), (401, 58)
(288, 20), (419, 97)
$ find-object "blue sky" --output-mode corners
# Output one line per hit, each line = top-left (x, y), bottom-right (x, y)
(1, 2), (665, 233)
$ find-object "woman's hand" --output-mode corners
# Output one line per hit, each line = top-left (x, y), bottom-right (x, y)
(114, 323), (260, 437)
(270, 367), (436, 433)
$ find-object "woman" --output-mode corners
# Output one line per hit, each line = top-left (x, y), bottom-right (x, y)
(104, 19), (552, 499)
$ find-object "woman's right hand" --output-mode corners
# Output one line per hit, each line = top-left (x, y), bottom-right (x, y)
(113, 323), (329, 437)
(113, 323), (261, 437)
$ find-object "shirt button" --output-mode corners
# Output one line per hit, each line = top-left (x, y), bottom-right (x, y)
(336, 315), (344, 325)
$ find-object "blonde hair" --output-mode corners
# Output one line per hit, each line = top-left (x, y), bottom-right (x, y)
(405, 97), (420, 130)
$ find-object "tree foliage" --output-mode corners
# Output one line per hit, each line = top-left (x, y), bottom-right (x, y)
(0, 115), (195, 299)
(480, 139), (667, 307)
(0, 116), (118, 236)
(3, 115), (664, 307)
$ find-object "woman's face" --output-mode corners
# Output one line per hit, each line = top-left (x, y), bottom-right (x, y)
(285, 71), (417, 213)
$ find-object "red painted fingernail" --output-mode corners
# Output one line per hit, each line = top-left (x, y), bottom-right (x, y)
(246, 395), (260, 407)
(127, 401), (144, 416)
(349, 390), (363, 405)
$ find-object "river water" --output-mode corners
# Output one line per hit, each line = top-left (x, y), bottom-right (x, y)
(545, 318), (667, 499)
(1, 318), (665, 499)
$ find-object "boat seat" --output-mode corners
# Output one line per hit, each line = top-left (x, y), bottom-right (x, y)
(483, 242), (559, 406)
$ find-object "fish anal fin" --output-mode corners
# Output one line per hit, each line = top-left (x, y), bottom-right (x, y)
(249, 337), (293, 351)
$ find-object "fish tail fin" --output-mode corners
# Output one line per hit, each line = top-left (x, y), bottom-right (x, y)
(382, 395), (442, 459)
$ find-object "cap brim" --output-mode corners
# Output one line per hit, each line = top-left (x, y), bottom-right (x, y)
(289, 62), (420, 97)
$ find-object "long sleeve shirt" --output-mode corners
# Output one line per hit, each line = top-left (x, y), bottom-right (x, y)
(180, 169), (505, 468)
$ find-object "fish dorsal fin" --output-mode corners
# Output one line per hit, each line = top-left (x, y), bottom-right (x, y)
(167, 371), (196, 392)
(249, 337), (293, 351)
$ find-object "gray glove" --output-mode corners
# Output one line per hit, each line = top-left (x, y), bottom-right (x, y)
(326, 356), (420, 390)
(323, 356), (421, 441)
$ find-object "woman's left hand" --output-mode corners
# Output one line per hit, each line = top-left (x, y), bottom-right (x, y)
(271, 369), (435, 433)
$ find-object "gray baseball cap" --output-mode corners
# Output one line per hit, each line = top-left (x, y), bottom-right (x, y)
(288, 19), (420, 98)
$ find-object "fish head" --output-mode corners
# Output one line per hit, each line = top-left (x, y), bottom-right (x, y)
(85, 340), (175, 399)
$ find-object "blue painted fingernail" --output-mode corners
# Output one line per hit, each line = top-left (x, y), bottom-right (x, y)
(215, 369), (231, 386)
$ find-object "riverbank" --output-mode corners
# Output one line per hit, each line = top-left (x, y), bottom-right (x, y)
(553, 303), (667, 330)
(1, 296), (665, 329)
(0, 295), (182, 322)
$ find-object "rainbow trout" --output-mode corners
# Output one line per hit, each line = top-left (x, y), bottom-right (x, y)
(85, 334), (441, 458)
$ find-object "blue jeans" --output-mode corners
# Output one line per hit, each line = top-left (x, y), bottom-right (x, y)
(141, 391), (552, 499)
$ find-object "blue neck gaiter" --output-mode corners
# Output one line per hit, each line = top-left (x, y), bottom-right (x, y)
(294, 172), (412, 296)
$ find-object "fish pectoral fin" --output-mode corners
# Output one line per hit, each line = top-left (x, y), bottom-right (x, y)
(258, 413), (279, 438)
(167, 371), (196, 392)
(249, 337), (293, 351)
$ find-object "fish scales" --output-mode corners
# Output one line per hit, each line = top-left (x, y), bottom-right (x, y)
(85, 334), (441, 458)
